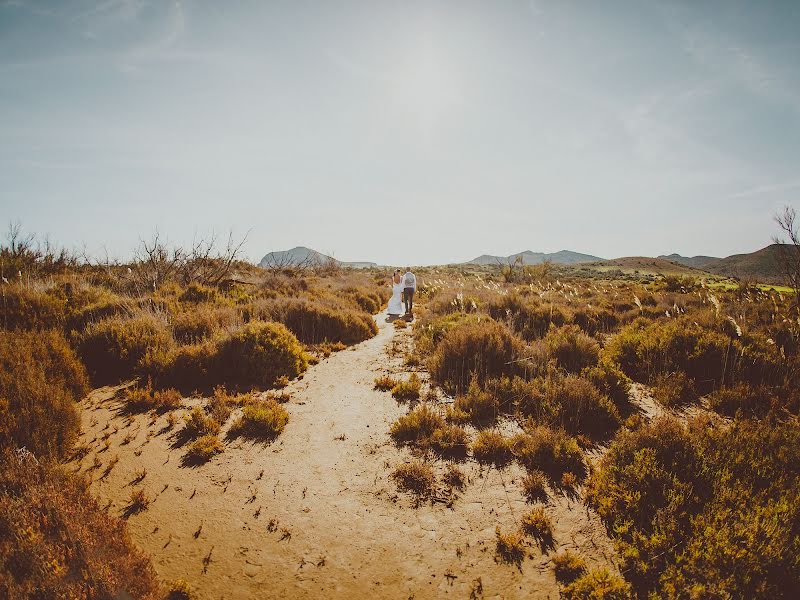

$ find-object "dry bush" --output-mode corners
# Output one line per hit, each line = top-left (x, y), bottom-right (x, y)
(391, 373), (422, 400)
(581, 363), (632, 415)
(124, 384), (182, 414)
(511, 426), (584, 482)
(495, 527), (526, 565)
(471, 430), (513, 466)
(392, 460), (435, 496)
(343, 286), (384, 314)
(207, 386), (235, 424)
(707, 382), (772, 417)
(587, 415), (800, 597)
(66, 293), (134, 333)
(264, 299), (377, 345)
(561, 568), (630, 599)
(374, 374), (399, 391)
(216, 321), (308, 389)
(389, 404), (444, 445)
(520, 506), (553, 547)
(571, 306), (619, 336)
(0, 330), (88, 460)
(172, 304), (237, 343)
(442, 464), (466, 489)
(429, 424), (469, 459)
(166, 579), (195, 600)
(521, 469), (548, 502)
(652, 371), (697, 407)
(143, 341), (217, 392)
(179, 282), (220, 304)
(552, 550), (586, 583)
(0, 284), (67, 331)
(229, 398), (289, 440)
(543, 324), (600, 373)
(77, 313), (175, 384)
(185, 434), (224, 463)
(0, 449), (161, 599)
(183, 407), (221, 439)
(429, 318), (526, 394)
(487, 294), (569, 341)
(452, 375), (498, 426)
(127, 488), (151, 513)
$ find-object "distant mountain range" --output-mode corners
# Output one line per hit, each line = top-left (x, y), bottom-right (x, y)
(257, 244), (793, 285)
(468, 250), (603, 265)
(258, 247), (376, 269)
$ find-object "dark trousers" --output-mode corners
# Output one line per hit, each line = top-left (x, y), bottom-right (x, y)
(403, 288), (414, 314)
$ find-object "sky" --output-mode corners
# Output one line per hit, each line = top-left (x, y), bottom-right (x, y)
(1, 0), (799, 266)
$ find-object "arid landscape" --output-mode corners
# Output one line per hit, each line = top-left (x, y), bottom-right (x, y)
(2, 224), (800, 599)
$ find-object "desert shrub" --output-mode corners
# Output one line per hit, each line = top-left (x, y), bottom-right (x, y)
(143, 341), (217, 392)
(587, 416), (800, 596)
(429, 318), (526, 394)
(442, 464), (466, 489)
(652, 371), (696, 407)
(126, 488), (150, 513)
(374, 374), (398, 391)
(451, 375), (498, 426)
(514, 375), (621, 438)
(391, 373), (422, 400)
(0, 448), (161, 599)
(521, 469), (548, 502)
(166, 579), (194, 600)
(392, 460), (435, 496)
(543, 324), (600, 373)
(0, 330), (88, 460)
(344, 286), (383, 314)
(389, 404), (444, 444)
(520, 506), (553, 546)
(581, 363), (632, 414)
(123, 385), (181, 413)
(66, 294), (133, 333)
(229, 398), (289, 440)
(183, 407), (220, 439)
(487, 295), (569, 341)
(77, 314), (175, 384)
(185, 434), (224, 463)
(471, 430), (513, 466)
(0, 285), (66, 330)
(707, 382), (772, 417)
(552, 550), (586, 583)
(429, 424), (469, 459)
(172, 305), (237, 343)
(511, 426), (584, 481)
(216, 321), (307, 389)
(207, 386), (234, 424)
(571, 306), (619, 336)
(603, 319), (729, 391)
(561, 568), (630, 599)
(495, 527), (525, 564)
(179, 282), (219, 304)
(266, 299), (377, 345)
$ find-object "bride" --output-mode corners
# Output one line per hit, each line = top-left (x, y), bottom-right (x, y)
(388, 269), (404, 317)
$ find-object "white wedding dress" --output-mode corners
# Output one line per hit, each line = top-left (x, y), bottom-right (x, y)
(388, 279), (404, 315)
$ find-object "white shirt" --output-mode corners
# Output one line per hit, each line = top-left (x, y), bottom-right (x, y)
(402, 272), (417, 290)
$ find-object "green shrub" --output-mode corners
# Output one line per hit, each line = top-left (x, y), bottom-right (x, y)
(217, 321), (307, 389)
(389, 404), (444, 445)
(0, 448), (161, 599)
(0, 330), (88, 460)
(429, 318), (526, 394)
(543, 324), (600, 373)
(229, 398), (289, 440)
(77, 314), (174, 384)
(0, 285), (66, 331)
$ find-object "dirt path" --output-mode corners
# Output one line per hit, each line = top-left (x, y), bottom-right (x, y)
(71, 311), (618, 599)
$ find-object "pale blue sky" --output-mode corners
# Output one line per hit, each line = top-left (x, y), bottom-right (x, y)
(1, 0), (799, 265)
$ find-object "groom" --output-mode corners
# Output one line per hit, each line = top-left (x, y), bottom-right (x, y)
(402, 267), (417, 316)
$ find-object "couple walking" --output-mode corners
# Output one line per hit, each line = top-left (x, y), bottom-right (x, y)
(388, 268), (417, 319)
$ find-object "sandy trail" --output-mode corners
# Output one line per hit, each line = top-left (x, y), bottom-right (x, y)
(71, 311), (618, 599)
